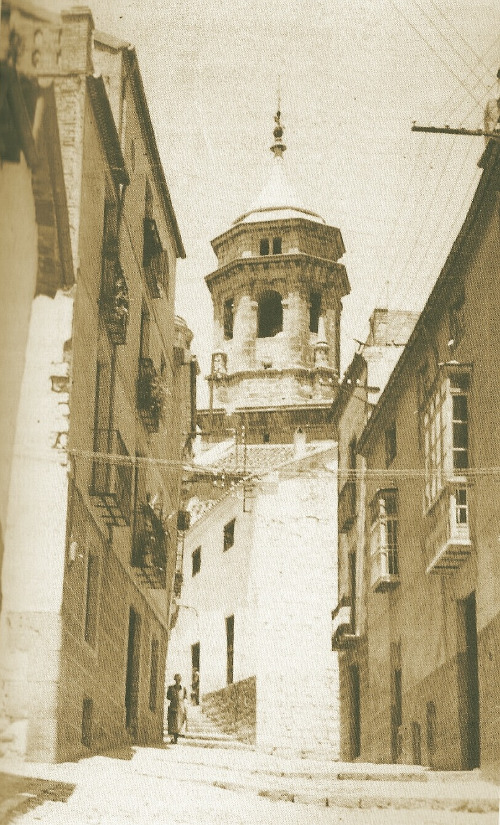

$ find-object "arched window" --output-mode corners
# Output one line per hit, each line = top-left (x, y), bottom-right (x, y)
(260, 238), (269, 256)
(272, 237), (282, 254)
(257, 290), (283, 338)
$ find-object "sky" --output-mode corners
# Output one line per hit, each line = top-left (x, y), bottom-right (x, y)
(47, 0), (500, 404)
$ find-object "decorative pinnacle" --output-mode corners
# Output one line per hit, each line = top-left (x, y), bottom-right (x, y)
(271, 109), (286, 157)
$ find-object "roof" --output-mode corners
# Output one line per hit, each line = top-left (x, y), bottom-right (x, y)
(358, 139), (500, 454)
(86, 75), (129, 187)
(192, 439), (336, 477)
(234, 154), (325, 226)
(121, 47), (186, 259)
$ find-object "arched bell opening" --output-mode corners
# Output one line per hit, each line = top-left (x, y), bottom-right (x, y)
(257, 290), (283, 338)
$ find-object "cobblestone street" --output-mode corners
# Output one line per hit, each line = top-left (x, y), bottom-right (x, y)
(1, 740), (498, 825)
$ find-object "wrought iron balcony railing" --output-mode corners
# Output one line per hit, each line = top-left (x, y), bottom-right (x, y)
(90, 429), (132, 526)
(424, 481), (471, 573)
(137, 358), (167, 432)
(143, 218), (168, 298)
(132, 502), (168, 589)
(338, 480), (356, 533)
(100, 259), (129, 345)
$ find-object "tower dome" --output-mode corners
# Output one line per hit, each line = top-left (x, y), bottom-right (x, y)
(234, 111), (325, 226)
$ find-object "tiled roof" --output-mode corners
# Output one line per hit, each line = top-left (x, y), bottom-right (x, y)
(192, 440), (334, 477)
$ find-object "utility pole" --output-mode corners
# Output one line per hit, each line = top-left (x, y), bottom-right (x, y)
(412, 123), (500, 141)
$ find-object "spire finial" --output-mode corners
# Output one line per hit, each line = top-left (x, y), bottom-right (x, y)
(271, 82), (286, 158)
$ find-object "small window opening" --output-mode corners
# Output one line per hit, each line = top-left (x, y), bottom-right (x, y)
(263, 432), (270, 443)
(223, 298), (234, 340)
(81, 697), (93, 747)
(309, 291), (321, 333)
(223, 519), (235, 552)
(257, 290), (283, 338)
(260, 238), (269, 256)
(192, 546), (201, 576)
(272, 237), (282, 254)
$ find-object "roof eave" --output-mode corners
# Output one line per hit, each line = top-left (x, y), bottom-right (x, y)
(122, 47), (186, 259)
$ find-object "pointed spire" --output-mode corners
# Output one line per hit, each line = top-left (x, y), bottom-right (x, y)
(271, 109), (286, 158)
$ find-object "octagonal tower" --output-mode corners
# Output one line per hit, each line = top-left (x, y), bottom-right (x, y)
(204, 113), (350, 442)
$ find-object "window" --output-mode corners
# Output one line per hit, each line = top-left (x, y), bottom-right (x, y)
(223, 518), (235, 552)
(223, 298), (234, 340)
(149, 638), (159, 712)
(385, 422), (397, 467)
(226, 615), (234, 685)
(84, 553), (100, 648)
(272, 237), (282, 254)
(309, 291), (321, 333)
(370, 488), (399, 591)
(192, 546), (201, 576)
(260, 238), (269, 255)
(424, 369), (469, 508)
(257, 290), (283, 338)
(263, 432), (270, 443)
(449, 293), (465, 349)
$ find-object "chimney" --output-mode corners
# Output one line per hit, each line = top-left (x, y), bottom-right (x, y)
(60, 7), (94, 74)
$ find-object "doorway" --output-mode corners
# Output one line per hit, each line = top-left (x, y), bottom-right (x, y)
(349, 664), (361, 759)
(457, 592), (480, 769)
(191, 642), (200, 705)
(125, 607), (141, 737)
(391, 668), (402, 763)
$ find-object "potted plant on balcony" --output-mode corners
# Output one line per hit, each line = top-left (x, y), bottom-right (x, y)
(137, 361), (168, 430)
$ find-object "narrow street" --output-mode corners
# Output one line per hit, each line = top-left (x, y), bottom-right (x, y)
(1, 721), (498, 825)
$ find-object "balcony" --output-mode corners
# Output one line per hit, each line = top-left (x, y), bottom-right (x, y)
(137, 358), (167, 432)
(332, 596), (356, 649)
(338, 480), (356, 533)
(424, 482), (471, 573)
(100, 259), (129, 345)
(90, 429), (132, 526)
(132, 502), (168, 589)
(371, 546), (400, 592)
(370, 488), (399, 592)
(143, 218), (168, 298)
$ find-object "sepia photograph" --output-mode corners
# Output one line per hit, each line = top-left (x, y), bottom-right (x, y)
(0, 0), (499, 821)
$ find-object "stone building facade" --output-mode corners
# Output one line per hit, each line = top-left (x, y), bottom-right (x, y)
(340, 138), (500, 774)
(330, 309), (418, 761)
(168, 115), (349, 754)
(0, 2), (195, 762)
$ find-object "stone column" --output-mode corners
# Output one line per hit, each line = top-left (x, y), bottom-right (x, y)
(283, 290), (303, 366)
(232, 294), (256, 372)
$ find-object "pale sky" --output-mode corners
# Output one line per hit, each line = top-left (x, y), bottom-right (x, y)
(47, 0), (500, 404)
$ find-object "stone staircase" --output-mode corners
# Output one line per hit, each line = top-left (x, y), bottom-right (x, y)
(165, 704), (251, 750)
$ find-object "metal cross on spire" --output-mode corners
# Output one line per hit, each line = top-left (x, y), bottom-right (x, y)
(271, 79), (286, 157)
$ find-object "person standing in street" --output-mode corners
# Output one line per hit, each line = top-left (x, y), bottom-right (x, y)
(167, 673), (187, 744)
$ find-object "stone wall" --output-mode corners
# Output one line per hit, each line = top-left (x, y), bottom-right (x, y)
(202, 676), (256, 744)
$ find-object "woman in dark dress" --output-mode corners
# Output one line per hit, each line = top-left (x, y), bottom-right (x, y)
(167, 673), (187, 744)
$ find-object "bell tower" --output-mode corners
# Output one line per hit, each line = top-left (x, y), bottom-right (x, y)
(204, 112), (350, 442)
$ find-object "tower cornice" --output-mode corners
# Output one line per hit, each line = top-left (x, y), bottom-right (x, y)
(205, 252), (350, 297)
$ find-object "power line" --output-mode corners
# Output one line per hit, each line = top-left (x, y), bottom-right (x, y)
(387, 0), (483, 105)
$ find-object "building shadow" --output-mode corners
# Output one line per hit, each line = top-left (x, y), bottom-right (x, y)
(0, 772), (75, 823)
